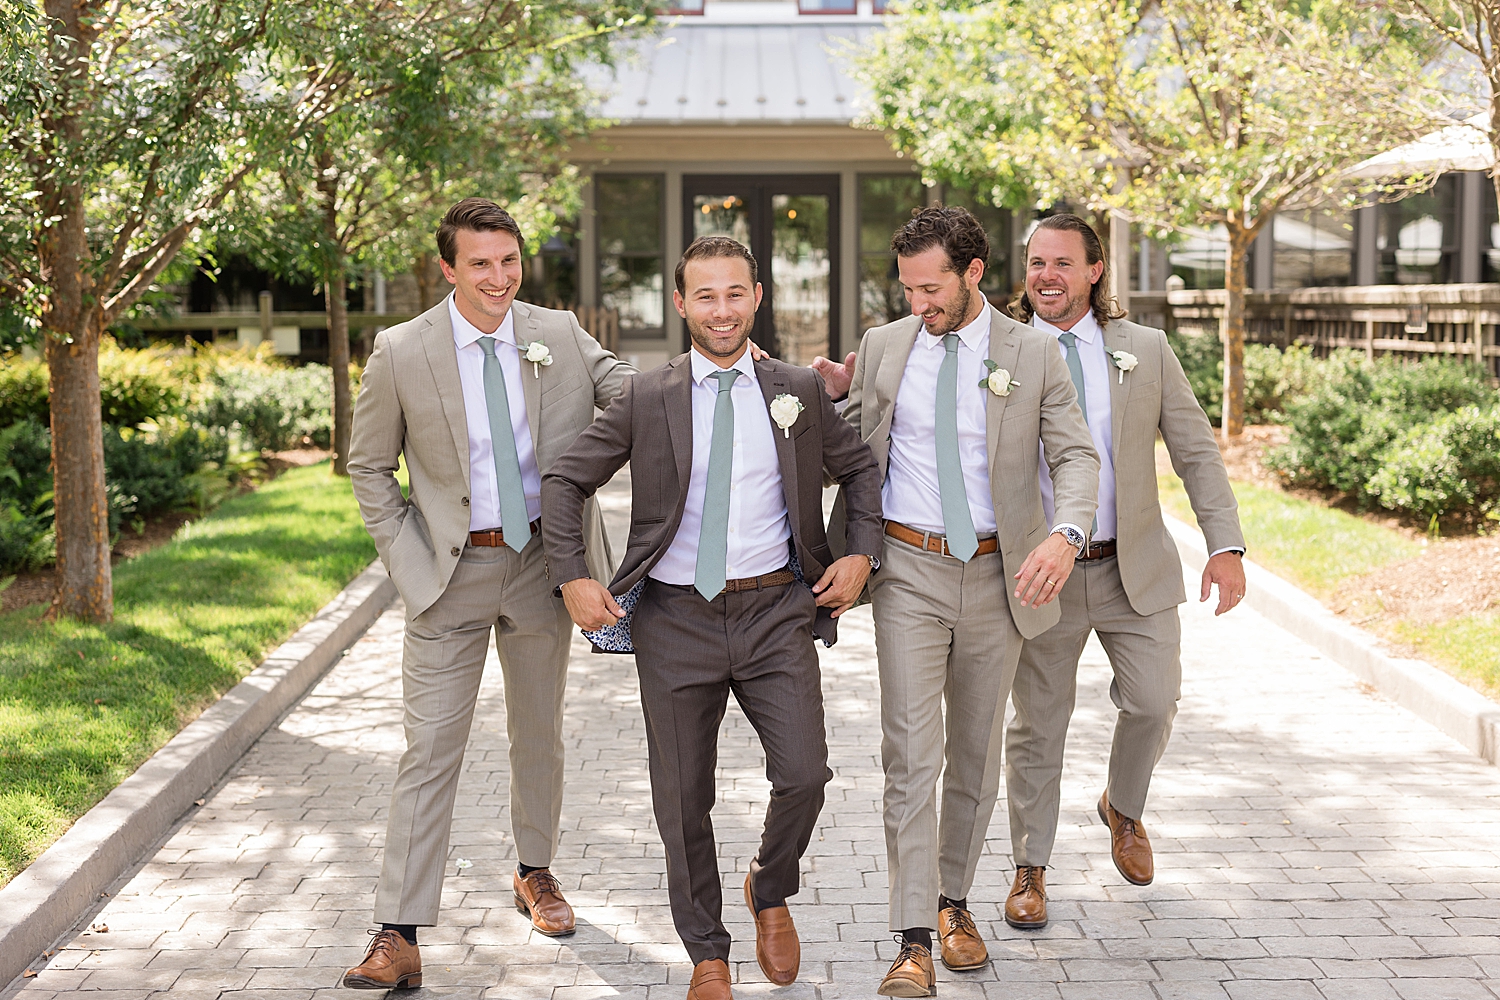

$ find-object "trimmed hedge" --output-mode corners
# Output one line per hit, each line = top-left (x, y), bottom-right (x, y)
(1164, 332), (1316, 425)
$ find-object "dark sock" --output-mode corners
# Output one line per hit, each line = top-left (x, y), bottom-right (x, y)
(900, 927), (932, 950)
(938, 894), (968, 912)
(752, 891), (786, 914)
(517, 862), (544, 878)
(380, 923), (417, 946)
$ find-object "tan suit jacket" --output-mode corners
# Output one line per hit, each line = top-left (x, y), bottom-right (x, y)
(349, 298), (635, 618)
(840, 305), (1100, 640)
(1100, 318), (1244, 616)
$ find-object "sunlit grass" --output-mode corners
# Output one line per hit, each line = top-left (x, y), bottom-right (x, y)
(0, 462), (374, 886)
(1391, 612), (1500, 701)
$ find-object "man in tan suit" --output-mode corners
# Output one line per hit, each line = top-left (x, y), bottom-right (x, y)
(341, 199), (635, 989)
(823, 208), (1099, 997)
(1001, 214), (1246, 931)
(542, 238), (884, 1000)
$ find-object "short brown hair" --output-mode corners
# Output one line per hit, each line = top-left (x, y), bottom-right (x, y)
(889, 206), (991, 275)
(675, 236), (758, 295)
(1009, 214), (1126, 326)
(436, 198), (523, 266)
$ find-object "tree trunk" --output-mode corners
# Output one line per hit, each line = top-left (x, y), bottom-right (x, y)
(414, 251), (438, 311)
(326, 268), (352, 476)
(1221, 225), (1253, 441)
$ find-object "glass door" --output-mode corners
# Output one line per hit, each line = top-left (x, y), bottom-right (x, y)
(683, 176), (840, 365)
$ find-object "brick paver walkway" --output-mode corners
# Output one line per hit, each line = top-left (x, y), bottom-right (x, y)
(9, 470), (1500, 1000)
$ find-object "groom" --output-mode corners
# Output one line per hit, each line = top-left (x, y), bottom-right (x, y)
(542, 237), (884, 1000)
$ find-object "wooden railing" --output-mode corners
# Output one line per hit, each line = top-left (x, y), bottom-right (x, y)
(1124, 285), (1500, 377)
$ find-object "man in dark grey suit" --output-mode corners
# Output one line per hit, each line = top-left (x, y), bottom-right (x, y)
(542, 237), (884, 1000)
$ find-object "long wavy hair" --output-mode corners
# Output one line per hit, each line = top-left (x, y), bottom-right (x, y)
(1008, 214), (1127, 327)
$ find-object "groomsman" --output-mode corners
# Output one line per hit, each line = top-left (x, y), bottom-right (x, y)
(343, 199), (635, 988)
(823, 207), (1099, 997)
(1001, 214), (1245, 930)
(542, 237), (884, 1000)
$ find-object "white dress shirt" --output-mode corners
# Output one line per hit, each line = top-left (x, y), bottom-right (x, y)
(883, 306), (999, 534)
(449, 294), (543, 531)
(1034, 312), (1119, 542)
(649, 349), (793, 586)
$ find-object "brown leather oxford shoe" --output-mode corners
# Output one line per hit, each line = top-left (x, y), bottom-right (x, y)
(687, 958), (733, 1000)
(1098, 791), (1154, 885)
(743, 871), (799, 985)
(513, 868), (577, 936)
(1005, 866), (1048, 929)
(341, 929), (422, 989)
(937, 904), (989, 970)
(877, 938), (935, 997)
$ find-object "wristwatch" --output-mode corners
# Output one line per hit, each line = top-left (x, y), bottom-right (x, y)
(1053, 526), (1086, 554)
(865, 553), (881, 572)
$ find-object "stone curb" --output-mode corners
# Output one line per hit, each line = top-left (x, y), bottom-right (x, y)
(1166, 514), (1500, 767)
(0, 560), (397, 989)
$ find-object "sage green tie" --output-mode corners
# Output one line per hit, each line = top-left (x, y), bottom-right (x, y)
(935, 333), (979, 562)
(695, 368), (740, 600)
(1057, 331), (1098, 537)
(476, 336), (531, 553)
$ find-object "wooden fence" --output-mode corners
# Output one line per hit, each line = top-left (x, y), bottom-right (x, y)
(1128, 285), (1500, 378)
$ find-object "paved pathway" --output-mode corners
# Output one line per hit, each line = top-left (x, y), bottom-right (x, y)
(9, 470), (1500, 1000)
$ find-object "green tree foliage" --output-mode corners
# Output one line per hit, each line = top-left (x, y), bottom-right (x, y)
(854, 0), (1445, 436)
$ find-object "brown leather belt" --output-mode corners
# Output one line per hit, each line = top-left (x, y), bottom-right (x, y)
(469, 520), (541, 547)
(720, 568), (796, 594)
(1077, 539), (1117, 562)
(885, 520), (999, 558)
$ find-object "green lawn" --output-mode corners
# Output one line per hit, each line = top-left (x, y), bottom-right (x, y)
(0, 462), (374, 886)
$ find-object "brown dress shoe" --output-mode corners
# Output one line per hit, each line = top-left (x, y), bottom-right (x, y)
(877, 939), (935, 997)
(341, 929), (422, 989)
(513, 868), (577, 936)
(743, 871), (799, 985)
(1098, 792), (1154, 885)
(1005, 866), (1048, 929)
(937, 905), (989, 970)
(687, 958), (733, 1000)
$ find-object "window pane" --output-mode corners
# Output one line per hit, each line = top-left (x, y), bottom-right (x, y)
(522, 222), (578, 306)
(860, 175), (924, 253)
(693, 194), (751, 246)
(940, 187), (1013, 298)
(772, 194), (831, 367)
(1377, 177), (1457, 284)
(1272, 208), (1352, 289)
(597, 176), (662, 256)
(1486, 184), (1500, 283)
(860, 255), (907, 334)
(600, 256), (663, 332)
(799, 0), (856, 10)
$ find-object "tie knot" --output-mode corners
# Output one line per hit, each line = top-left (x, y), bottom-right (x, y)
(477, 336), (498, 357)
(1058, 332), (1077, 350)
(943, 333), (960, 354)
(709, 368), (740, 392)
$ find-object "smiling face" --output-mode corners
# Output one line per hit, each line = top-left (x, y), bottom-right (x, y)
(440, 228), (524, 333)
(1025, 227), (1104, 330)
(897, 244), (986, 338)
(674, 254), (763, 364)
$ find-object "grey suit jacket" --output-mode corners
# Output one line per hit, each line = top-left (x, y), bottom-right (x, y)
(838, 305), (1100, 640)
(541, 354), (884, 639)
(1100, 318), (1244, 617)
(348, 298), (636, 618)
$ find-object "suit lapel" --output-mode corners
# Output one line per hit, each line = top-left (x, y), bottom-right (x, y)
(985, 308), (1023, 476)
(755, 360), (801, 544)
(420, 299), (471, 484)
(1103, 320), (1130, 461)
(512, 301), (542, 444)
(663, 355), (694, 512)
(874, 318), (920, 423)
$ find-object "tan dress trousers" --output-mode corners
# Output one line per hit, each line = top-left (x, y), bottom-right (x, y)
(1005, 554), (1181, 867)
(871, 536), (1023, 932)
(374, 538), (573, 925)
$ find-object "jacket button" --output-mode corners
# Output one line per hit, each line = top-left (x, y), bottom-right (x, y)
(450, 546), (461, 556)
(461, 497), (469, 506)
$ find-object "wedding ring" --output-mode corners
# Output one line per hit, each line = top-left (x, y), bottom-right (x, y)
(1046, 579), (1058, 587)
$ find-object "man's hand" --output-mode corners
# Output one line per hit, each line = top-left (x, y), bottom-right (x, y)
(560, 578), (626, 631)
(811, 554), (872, 617)
(1013, 532), (1078, 608)
(1200, 551), (1246, 616)
(811, 351), (856, 401)
(747, 339), (770, 362)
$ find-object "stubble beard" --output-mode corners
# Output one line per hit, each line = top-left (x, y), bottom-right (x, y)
(686, 315), (752, 360)
(1030, 286), (1091, 327)
(925, 279), (974, 337)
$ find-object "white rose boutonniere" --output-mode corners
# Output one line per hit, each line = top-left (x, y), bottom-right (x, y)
(769, 393), (804, 437)
(977, 359), (1020, 397)
(1111, 349), (1138, 384)
(524, 341), (553, 378)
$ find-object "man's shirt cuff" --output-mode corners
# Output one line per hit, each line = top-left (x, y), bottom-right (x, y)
(1210, 546), (1246, 558)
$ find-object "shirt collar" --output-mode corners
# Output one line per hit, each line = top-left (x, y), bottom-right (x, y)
(689, 346), (757, 387)
(919, 302), (992, 352)
(449, 293), (516, 350)
(1032, 309), (1102, 345)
